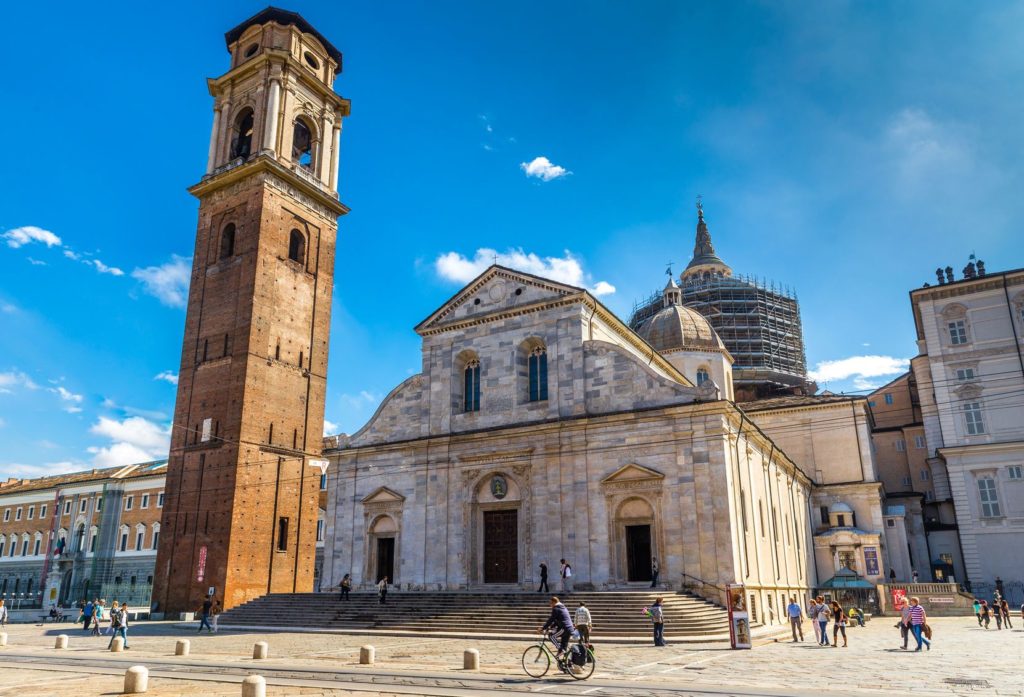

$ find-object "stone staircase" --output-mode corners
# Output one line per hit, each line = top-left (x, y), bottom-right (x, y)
(218, 590), (730, 639)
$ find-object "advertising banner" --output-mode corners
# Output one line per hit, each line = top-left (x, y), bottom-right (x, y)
(864, 547), (880, 576)
(726, 584), (751, 649)
(891, 587), (908, 611)
(196, 545), (208, 583)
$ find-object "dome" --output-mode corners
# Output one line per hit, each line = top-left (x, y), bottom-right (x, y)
(635, 303), (726, 353)
(829, 502), (854, 514)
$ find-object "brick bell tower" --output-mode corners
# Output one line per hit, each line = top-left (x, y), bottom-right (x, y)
(153, 8), (350, 614)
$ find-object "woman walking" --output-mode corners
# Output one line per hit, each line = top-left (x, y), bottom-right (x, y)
(650, 597), (666, 647)
(908, 597), (930, 651)
(980, 600), (991, 628)
(972, 599), (983, 626)
(808, 598), (821, 644)
(816, 596), (831, 646)
(830, 601), (847, 647)
(211, 600), (221, 633)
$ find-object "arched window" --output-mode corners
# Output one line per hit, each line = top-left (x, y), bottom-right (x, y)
(219, 223), (236, 259)
(75, 524), (86, 552)
(696, 368), (710, 386)
(464, 358), (481, 412)
(288, 229), (306, 263)
(230, 108), (254, 160)
(528, 346), (548, 402)
(292, 119), (314, 170)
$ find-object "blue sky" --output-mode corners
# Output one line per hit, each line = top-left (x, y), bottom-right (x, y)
(2, 1), (1023, 478)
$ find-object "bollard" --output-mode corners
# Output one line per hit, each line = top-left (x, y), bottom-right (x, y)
(111, 636), (125, 653)
(175, 639), (190, 656)
(0, 632), (7, 647)
(359, 645), (375, 665)
(463, 648), (480, 670)
(252, 641), (268, 660)
(123, 666), (149, 694)
(241, 675), (266, 697)
(55, 634), (69, 649)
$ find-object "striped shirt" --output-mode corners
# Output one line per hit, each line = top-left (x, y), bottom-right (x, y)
(909, 605), (926, 625)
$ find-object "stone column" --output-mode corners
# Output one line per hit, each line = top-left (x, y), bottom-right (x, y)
(206, 107), (222, 174)
(319, 114), (333, 183)
(330, 122), (342, 191)
(264, 79), (281, 155)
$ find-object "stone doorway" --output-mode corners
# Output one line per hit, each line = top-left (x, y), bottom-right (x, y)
(376, 537), (395, 583)
(483, 509), (518, 583)
(626, 524), (652, 582)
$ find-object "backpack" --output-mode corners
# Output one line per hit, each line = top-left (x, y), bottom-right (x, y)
(571, 644), (587, 666)
(111, 609), (123, 629)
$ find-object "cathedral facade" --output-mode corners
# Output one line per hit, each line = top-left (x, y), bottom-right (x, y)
(323, 267), (813, 617)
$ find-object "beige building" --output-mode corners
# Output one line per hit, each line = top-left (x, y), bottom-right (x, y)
(910, 262), (1024, 601)
(323, 266), (814, 624)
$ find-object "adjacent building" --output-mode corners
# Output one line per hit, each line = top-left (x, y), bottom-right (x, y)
(908, 261), (1024, 601)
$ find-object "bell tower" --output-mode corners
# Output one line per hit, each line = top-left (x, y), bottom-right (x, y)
(153, 8), (350, 614)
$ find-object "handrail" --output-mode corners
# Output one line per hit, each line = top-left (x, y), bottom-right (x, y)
(681, 573), (728, 593)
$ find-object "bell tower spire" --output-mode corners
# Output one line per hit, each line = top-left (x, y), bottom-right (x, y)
(682, 197), (732, 282)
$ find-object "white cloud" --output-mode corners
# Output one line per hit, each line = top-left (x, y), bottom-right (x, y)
(0, 461), (79, 480)
(323, 419), (340, 436)
(63, 249), (80, 260)
(154, 371), (179, 386)
(88, 416), (171, 467)
(1, 303), (17, 313)
(520, 156), (571, 181)
(27, 257), (47, 266)
(131, 255), (191, 308)
(88, 259), (125, 276)
(434, 248), (615, 296)
(808, 355), (910, 386)
(2, 226), (61, 249)
(51, 386), (83, 403)
(885, 108), (973, 192)
(0, 371), (40, 393)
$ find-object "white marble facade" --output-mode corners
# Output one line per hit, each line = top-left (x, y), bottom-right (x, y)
(322, 267), (812, 614)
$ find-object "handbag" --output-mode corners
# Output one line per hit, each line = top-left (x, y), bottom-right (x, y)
(923, 623), (932, 640)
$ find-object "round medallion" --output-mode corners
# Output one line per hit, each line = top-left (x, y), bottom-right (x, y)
(490, 475), (508, 499)
(488, 281), (507, 302)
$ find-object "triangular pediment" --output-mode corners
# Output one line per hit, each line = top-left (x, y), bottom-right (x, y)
(601, 463), (665, 484)
(415, 265), (584, 334)
(361, 486), (406, 504)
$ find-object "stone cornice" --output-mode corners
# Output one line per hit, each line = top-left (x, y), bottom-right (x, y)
(207, 51), (351, 115)
(910, 268), (1024, 303)
(938, 439), (1024, 457)
(455, 448), (535, 465)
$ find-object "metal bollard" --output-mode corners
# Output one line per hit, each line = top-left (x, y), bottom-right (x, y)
(55, 634), (69, 649)
(252, 641), (268, 659)
(359, 645), (375, 665)
(241, 675), (266, 697)
(123, 666), (149, 693)
(463, 648), (480, 670)
(175, 639), (190, 656)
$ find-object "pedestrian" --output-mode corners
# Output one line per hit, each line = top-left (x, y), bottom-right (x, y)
(786, 596), (804, 642)
(650, 558), (660, 588)
(82, 598), (94, 632)
(816, 596), (831, 646)
(912, 570), (919, 583)
(889, 568), (896, 583)
(999, 598), (1013, 629)
(339, 573), (352, 601)
(537, 563), (549, 593)
(108, 600), (119, 636)
(91, 602), (103, 637)
(0, 599), (6, 628)
(973, 599), (983, 626)
(108, 602), (129, 650)
(378, 576), (388, 605)
(898, 599), (912, 649)
(808, 598), (821, 644)
(560, 559), (573, 593)
(830, 601), (847, 648)
(574, 602), (592, 643)
(995, 576), (1004, 598)
(211, 600), (221, 633)
(198, 596), (213, 632)
(993, 599), (1003, 630)
(907, 597), (930, 651)
(650, 597), (666, 647)
(980, 601), (991, 629)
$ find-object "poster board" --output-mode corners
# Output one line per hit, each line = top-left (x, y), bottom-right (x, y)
(726, 584), (751, 649)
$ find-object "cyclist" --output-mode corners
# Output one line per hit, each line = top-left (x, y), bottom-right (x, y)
(539, 596), (575, 661)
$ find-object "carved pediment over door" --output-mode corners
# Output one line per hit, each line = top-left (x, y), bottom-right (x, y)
(600, 463), (665, 492)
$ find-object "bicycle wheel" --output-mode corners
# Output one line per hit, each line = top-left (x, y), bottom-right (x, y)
(522, 644), (551, 678)
(568, 650), (596, 680)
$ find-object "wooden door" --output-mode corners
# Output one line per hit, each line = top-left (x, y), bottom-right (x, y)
(483, 510), (518, 583)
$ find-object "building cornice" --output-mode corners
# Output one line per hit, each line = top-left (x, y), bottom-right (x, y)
(938, 439), (1024, 457)
(910, 268), (1024, 303)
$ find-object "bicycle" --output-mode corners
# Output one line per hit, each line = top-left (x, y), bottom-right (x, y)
(521, 630), (596, 680)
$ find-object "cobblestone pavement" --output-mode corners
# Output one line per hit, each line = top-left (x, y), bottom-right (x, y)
(0, 616), (1019, 696)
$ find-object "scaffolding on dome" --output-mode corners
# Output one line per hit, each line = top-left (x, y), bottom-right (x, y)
(629, 273), (810, 399)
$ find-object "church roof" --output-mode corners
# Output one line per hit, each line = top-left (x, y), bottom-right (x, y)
(634, 303), (726, 353)
(225, 7), (343, 64)
(740, 394), (862, 412)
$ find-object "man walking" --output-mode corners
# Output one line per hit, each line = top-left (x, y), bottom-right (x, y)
(378, 576), (389, 605)
(816, 596), (831, 646)
(999, 598), (1013, 629)
(82, 599), (94, 632)
(560, 559), (573, 594)
(198, 596), (213, 633)
(650, 558), (660, 588)
(211, 600), (222, 633)
(786, 596), (804, 641)
(973, 599), (983, 626)
(574, 602), (592, 643)
(650, 597), (667, 647)
(537, 563), (549, 593)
